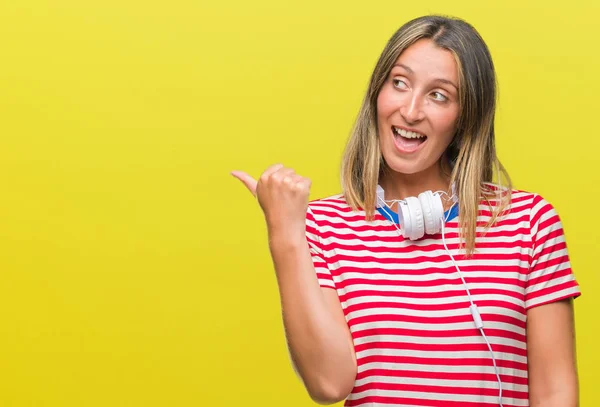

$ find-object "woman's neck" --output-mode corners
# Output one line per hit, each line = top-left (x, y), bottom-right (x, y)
(379, 161), (453, 209)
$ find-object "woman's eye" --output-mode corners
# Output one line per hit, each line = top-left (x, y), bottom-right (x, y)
(392, 79), (408, 89)
(432, 91), (448, 102)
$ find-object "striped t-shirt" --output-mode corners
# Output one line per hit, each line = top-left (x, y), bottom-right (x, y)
(304, 187), (580, 407)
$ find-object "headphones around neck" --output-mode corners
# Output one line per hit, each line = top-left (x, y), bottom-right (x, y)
(375, 184), (455, 240)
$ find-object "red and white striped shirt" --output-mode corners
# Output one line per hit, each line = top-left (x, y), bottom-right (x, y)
(305, 186), (580, 407)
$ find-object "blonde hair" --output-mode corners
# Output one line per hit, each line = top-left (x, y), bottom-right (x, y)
(341, 15), (511, 256)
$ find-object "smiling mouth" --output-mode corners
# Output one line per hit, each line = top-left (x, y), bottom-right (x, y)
(392, 126), (427, 152)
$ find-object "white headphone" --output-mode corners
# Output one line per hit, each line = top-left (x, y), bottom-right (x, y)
(376, 185), (450, 240)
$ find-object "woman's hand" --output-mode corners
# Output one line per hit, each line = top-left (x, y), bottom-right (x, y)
(231, 164), (312, 236)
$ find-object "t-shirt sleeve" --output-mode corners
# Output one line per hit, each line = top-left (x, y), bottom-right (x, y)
(525, 194), (581, 309)
(305, 205), (336, 289)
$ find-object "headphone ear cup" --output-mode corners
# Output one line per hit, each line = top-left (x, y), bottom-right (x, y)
(405, 196), (424, 240)
(397, 201), (411, 239)
(418, 191), (436, 235)
(417, 191), (445, 235)
(431, 192), (445, 231)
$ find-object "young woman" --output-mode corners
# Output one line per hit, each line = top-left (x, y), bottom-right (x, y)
(232, 15), (580, 407)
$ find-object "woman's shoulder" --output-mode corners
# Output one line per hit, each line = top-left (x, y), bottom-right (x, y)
(307, 193), (352, 214)
(481, 182), (561, 219)
(306, 193), (367, 223)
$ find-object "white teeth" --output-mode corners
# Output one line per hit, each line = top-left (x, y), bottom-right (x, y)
(394, 127), (425, 139)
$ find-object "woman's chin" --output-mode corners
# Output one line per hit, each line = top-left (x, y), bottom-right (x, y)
(381, 155), (442, 178)
(382, 158), (426, 176)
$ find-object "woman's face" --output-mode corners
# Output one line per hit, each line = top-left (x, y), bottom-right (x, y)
(377, 38), (460, 176)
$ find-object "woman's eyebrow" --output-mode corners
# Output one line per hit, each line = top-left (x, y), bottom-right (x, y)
(393, 64), (458, 90)
(433, 78), (458, 90)
(393, 63), (413, 73)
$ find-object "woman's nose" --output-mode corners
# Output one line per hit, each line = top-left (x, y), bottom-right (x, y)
(399, 94), (425, 124)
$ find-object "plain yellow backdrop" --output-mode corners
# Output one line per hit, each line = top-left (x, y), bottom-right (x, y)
(0, 0), (598, 406)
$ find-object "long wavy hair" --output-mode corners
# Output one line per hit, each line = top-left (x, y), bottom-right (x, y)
(340, 15), (511, 256)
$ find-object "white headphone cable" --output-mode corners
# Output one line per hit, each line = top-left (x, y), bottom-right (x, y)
(439, 204), (504, 407)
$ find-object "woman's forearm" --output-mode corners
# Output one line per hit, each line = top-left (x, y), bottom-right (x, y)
(529, 389), (578, 407)
(268, 230), (357, 404)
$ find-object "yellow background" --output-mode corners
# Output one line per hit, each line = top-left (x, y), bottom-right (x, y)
(0, 0), (598, 406)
